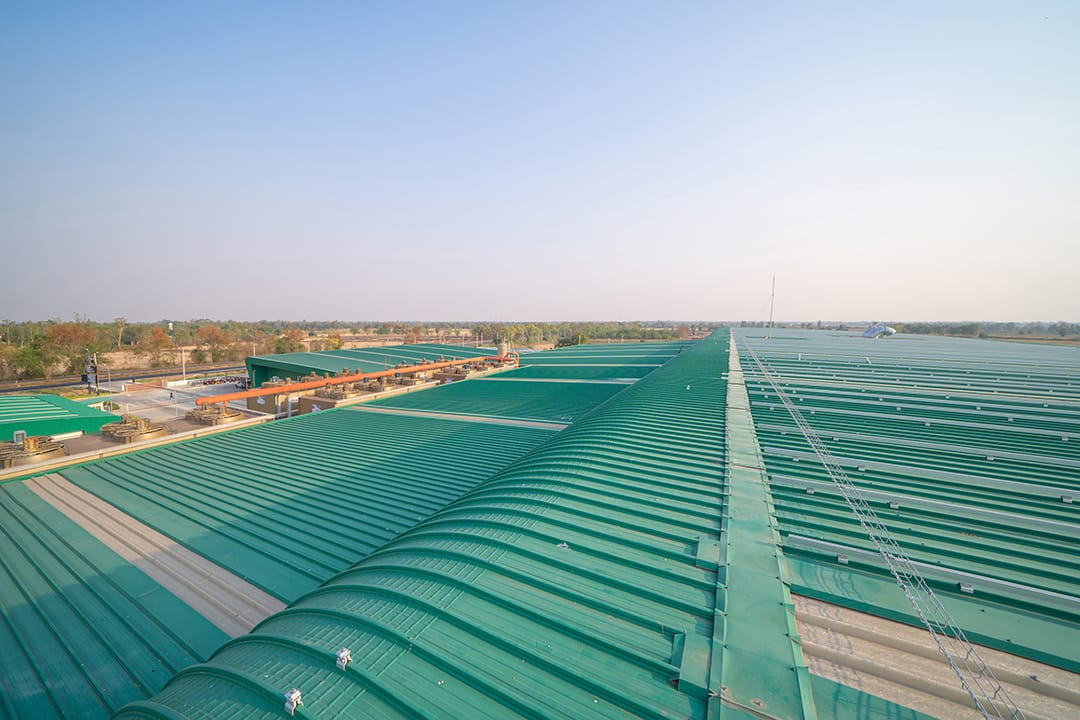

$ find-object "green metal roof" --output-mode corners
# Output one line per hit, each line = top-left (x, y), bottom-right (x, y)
(0, 480), (228, 719)
(361, 341), (691, 423)
(487, 363), (656, 380)
(245, 344), (484, 388)
(114, 331), (842, 720)
(0, 407), (555, 720)
(0, 394), (119, 440)
(735, 328), (1080, 672)
(58, 410), (554, 603)
(518, 346), (683, 366)
(9, 331), (1073, 720)
(366, 377), (626, 424)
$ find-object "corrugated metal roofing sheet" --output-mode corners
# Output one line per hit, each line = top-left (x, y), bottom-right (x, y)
(0, 480), (227, 720)
(735, 329), (1080, 673)
(246, 344), (484, 387)
(0, 394), (118, 439)
(57, 410), (554, 603)
(114, 332), (738, 720)
(488, 364), (656, 380)
(357, 342), (694, 423)
(366, 377), (626, 424)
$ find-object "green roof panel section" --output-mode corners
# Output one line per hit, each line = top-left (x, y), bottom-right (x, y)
(0, 394), (119, 440)
(735, 328), (1080, 672)
(245, 343), (485, 387)
(365, 377), (626, 424)
(486, 363), (656, 380)
(59, 409), (554, 602)
(358, 341), (696, 424)
(0, 481), (228, 720)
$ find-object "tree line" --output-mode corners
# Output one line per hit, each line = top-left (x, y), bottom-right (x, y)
(0, 318), (707, 381)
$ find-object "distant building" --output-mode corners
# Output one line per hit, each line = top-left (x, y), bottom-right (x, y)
(863, 324), (897, 338)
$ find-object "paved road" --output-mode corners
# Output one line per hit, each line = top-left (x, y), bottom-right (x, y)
(0, 364), (246, 394)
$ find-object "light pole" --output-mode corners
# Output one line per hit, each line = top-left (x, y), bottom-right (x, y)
(173, 339), (186, 381)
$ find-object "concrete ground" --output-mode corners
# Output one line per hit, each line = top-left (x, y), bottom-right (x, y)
(9, 381), (263, 470)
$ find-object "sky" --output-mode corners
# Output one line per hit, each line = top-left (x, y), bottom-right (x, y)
(2, 1), (1078, 323)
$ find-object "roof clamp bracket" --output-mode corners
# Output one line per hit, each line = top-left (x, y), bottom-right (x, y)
(1062, 496), (1073, 504)
(336, 647), (352, 671)
(837, 554), (849, 565)
(959, 582), (975, 595)
(284, 688), (303, 716)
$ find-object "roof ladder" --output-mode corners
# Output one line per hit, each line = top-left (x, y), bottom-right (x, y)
(739, 336), (1025, 720)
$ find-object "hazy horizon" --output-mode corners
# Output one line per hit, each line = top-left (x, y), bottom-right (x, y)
(3, 3), (1078, 322)
(2, 316), (1073, 327)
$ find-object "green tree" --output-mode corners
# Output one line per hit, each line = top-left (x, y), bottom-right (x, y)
(555, 332), (589, 348)
(45, 321), (95, 374)
(145, 326), (172, 365)
(196, 325), (234, 362)
(13, 339), (59, 380)
(274, 327), (306, 354)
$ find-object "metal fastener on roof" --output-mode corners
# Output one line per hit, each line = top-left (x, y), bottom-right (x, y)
(336, 647), (352, 670)
(556, 541), (570, 550)
(959, 582), (975, 594)
(284, 688), (302, 716)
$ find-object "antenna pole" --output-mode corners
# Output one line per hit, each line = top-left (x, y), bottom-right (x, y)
(766, 274), (775, 339)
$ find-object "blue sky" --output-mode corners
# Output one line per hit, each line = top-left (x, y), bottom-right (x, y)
(2, 2), (1077, 322)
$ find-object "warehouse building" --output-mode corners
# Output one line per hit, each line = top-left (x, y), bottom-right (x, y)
(0, 393), (118, 441)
